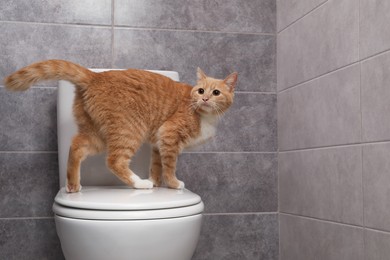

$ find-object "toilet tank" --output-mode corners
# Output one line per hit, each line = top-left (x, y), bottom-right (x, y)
(57, 69), (180, 188)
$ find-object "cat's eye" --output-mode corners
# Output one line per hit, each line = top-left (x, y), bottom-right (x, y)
(198, 88), (204, 94)
(212, 89), (220, 96)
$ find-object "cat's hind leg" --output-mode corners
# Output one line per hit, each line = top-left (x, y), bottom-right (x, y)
(149, 147), (163, 187)
(67, 133), (103, 193)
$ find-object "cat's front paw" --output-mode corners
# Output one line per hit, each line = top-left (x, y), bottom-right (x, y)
(133, 179), (154, 189)
(66, 183), (82, 193)
(167, 180), (185, 190)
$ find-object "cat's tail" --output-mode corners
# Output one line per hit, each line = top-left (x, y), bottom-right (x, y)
(4, 59), (94, 91)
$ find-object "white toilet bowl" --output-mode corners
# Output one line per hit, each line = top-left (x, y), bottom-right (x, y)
(53, 186), (204, 260)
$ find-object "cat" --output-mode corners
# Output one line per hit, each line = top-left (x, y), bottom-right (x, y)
(4, 60), (237, 192)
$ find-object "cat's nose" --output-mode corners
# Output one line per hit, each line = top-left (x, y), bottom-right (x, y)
(202, 98), (209, 102)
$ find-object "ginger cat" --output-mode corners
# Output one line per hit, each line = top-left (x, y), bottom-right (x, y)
(4, 60), (237, 192)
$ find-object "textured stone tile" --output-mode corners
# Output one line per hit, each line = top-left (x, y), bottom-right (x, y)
(0, 87), (57, 151)
(0, 218), (64, 260)
(177, 153), (277, 213)
(0, 0), (111, 25)
(278, 65), (361, 151)
(0, 22), (112, 80)
(277, 0), (326, 31)
(115, 0), (275, 33)
(280, 214), (364, 260)
(193, 214), (278, 260)
(114, 28), (276, 92)
(279, 146), (363, 225)
(188, 93), (276, 152)
(277, 0), (359, 91)
(365, 229), (390, 260)
(360, 0), (390, 58)
(361, 52), (390, 142)
(363, 143), (390, 232)
(0, 153), (59, 217)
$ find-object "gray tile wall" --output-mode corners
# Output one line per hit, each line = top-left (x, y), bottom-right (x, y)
(278, 0), (390, 258)
(0, 0), (277, 259)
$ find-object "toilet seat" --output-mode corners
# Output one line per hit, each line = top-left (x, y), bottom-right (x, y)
(53, 186), (204, 220)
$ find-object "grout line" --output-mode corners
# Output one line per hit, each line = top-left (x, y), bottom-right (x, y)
(279, 139), (390, 153)
(114, 25), (276, 36)
(0, 217), (54, 220)
(204, 212), (278, 216)
(0, 20), (112, 29)
(277, 0), (329, 34)
(235, 91), (276, 94)
(111, 0), (115, 68)
(181, 151), (277, 154)
(280, 212), (364, 229)
(0, 151), (58, 154)
(278, 61), (360, 94)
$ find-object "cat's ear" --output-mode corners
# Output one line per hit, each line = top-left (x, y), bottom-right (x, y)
(224, 72), (238, 92)
(197, 67), (207, 81)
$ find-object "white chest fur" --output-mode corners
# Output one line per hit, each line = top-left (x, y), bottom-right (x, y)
(186, 115), (218, 149)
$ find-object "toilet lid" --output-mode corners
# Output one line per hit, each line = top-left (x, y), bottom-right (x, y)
(53, 186), (204, 220)
(55, 186), (202, 210)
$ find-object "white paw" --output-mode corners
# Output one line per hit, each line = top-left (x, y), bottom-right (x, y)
(133, 179), (154, 189)
(176, 180), (185, 189)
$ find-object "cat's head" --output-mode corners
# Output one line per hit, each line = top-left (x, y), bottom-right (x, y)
(191, 68), (238, 116)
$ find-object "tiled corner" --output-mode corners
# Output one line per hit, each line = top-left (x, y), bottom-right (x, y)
(278, 65), (361, 151)
(277, 0), (326, 31)
(113, 28), (276, 92)
(0, 0), (111, 25)
(115, 0), (275, 34)
(361, 52), (390, 142)
(279, 146), (363, 225)
(193, 214), (278, 260)
(177, 153), (277, 213)
(0, 218), (64, 260)
(363, 143), (390, 232)
(192, 93), (277, 152)
(0, 153), (59, 218)
(360, 0), (390, 59)
(277, 0), (359, 91)
(0, 87), (57, 151)
(365, 229), (390, 260)
(0, 22), (112, 80)
(280, 214), (364, 260)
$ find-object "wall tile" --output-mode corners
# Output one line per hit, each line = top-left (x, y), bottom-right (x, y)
(191, 93), (277, 152)
(0, 153), (59, 218)
(0, 88), (57, 151)
(0, 22), (112, 80)
(114, 28), (276, 92)
(280, 214), (364, 260)
(363, 143), (390, 232)
(365, 229), (390, 260)
(277, 0), (326, 31)
(277, 0), (359, 91)
(360, 0), (390, 58)
(278, 65), (361, 151)
(177, 153), (277, 213)
(279, 146), (363, 225)
(0, 218), (64, 260)
(115, 0), (275, 34)
(0, 0), (111, 25)
(193, 214), (278, 260)
(361, 52), (390, 142)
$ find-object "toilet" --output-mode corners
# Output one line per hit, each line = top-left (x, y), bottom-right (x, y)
(52, 69), (204, 260)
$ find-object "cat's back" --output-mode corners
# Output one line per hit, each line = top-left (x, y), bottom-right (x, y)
(81, 69), (192, 127)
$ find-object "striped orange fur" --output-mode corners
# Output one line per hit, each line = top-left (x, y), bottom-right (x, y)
(4, 60), (237, 192)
